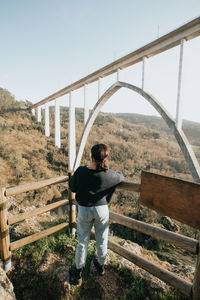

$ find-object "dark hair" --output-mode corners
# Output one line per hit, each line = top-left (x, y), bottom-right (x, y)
(91, 144), (109, 171)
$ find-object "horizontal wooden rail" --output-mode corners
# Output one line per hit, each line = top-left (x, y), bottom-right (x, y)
(109, 211), (199, 254)
(8, 199), (69, 225)
(6, 176), (68, 197)
(116, 182), (141, 193)
(31, 17), (200, 108)
(5, 178), (139, 198)
(10, 222), (68, 251)
(108, 239), (192, 297)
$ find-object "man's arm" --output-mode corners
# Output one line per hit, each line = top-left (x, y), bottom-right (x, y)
(69, 168), (80, 192)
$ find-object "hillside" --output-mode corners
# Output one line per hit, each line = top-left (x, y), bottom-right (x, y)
(1, 88), (200, 188)
(114, 112), (200, 147)
(0, 88), (199, 299)
(1, 99), (200, 212)
(1, 87), (199, 237)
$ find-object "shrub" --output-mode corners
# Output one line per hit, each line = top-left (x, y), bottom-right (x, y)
(140, 131), (160, 139)
(0, 123), (7, 130)
(31, 115), (36, 122)
(17, 123), (29, 131)
(167, 159), (187, 173)
(46, 151), (54, 164)
(61, 132), (67, 139)
(33, 124), (44, 132)
(39, 148), (45, 154)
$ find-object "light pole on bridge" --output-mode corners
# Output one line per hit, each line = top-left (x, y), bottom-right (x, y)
(37, 106), (41, 122)
(45, 103), (50, 137)
(84, 84), (89, 125)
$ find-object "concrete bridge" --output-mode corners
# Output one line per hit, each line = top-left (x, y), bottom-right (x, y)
(31, 17), (200, 184)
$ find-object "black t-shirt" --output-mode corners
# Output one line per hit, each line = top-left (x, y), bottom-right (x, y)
(69, 166), (124, 207)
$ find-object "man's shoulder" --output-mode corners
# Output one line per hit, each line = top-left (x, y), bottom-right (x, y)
(76, 166), (87, 171)
(107, 169), (122, 175)
(103, 169), (124, 180)
(75, 166), (88, 174)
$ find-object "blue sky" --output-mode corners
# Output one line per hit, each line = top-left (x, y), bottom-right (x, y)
(1, 0), (200, 122)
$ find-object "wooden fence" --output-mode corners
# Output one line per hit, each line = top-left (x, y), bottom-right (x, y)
(0, 171), (199, 299)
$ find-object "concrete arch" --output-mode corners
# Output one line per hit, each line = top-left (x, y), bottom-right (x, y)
(74, 81), (200, 183)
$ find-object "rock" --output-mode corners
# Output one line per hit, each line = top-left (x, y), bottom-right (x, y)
(144, 237), (161, 250)
(160, 216), (179, 232)
(11, 204), (57, 238)
(171, 264), (195, 280)
(7, 197), (22, 216)
(85, 258), (128, 300)
(114, 241), (170, 295)
(119, 240), (142, 256)
(37, 253), (70, 300)
(0, 265), (16, 300)
(63, 244), (76, 252)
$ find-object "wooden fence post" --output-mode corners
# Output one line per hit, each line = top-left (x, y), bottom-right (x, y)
(68, 172), (76, 237)
(192, 239), (200, 299)
(0, 188), (11, 272)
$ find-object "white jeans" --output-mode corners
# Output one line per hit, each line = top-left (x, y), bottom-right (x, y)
(75, 205), (109, 269)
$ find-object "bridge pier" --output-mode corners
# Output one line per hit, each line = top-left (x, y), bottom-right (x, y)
(45, 103), (50, 137)
(55, 99), (60, 148)
(84, 84), (89, 125)
(68, 91), (76, 170)
(117, 68), (121, 81)
(68, 91), (76, 237)
(31, 108), (35, 116)
(37, 106), (41, 122)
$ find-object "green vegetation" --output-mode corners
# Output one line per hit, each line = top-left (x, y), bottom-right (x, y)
(0, 88), (31, 112)
(13, 224), (76, 269)
(11, 223), (189, 300)
(1, 87), (200, 189)
(109, 261), (188, 300)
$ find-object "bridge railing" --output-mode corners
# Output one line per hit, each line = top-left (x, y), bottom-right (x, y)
(0, 171), (200, 299)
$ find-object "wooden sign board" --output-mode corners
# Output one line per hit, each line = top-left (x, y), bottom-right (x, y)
(140, 171), (200, 230)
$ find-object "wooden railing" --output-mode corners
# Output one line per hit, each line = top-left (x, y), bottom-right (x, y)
(112, 172), (200, 299)
(0, 171), (200, 299)
(108, 212), (196, 298)
(0, 175), (69, 272)
(0, 175), (139, 269)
